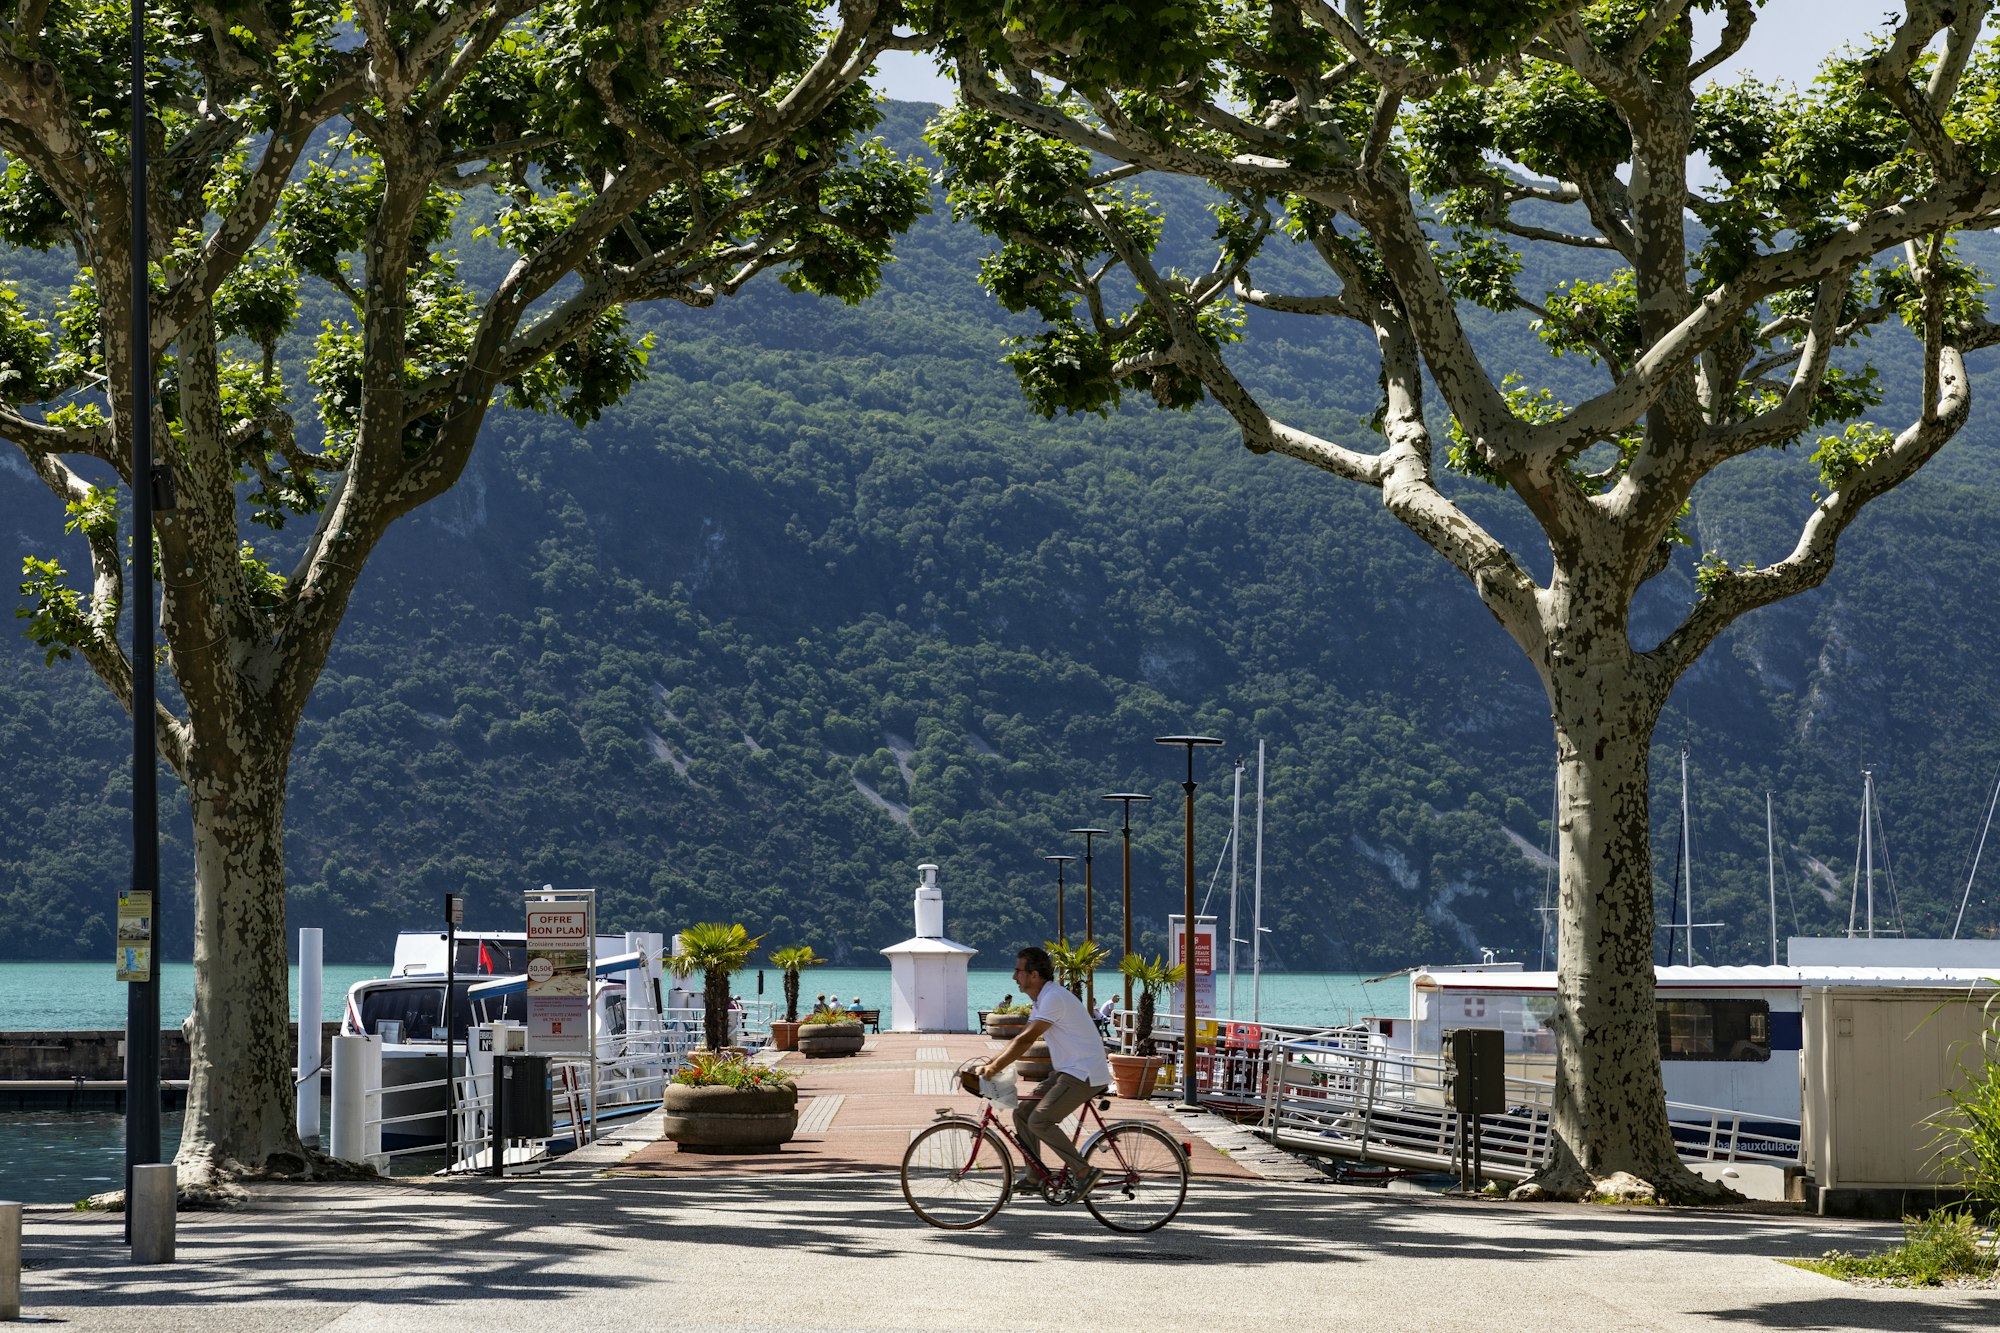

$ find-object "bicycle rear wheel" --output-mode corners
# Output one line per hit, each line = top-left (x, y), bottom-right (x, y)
(1083, 1122), (1188, 1232)
(902, 1119), (1014, 1229)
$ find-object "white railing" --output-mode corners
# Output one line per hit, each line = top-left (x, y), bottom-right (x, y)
(1251, 1033), (1800, 1180)
(332, 1003), (767, 1172)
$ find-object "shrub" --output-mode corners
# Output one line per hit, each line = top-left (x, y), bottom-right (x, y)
(670, 1051), (794, 1090)
(1793, 1210), (1997, 1286)
(803, 1010), (859, 1025)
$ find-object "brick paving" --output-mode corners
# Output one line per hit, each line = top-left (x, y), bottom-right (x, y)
(614, 1031), (1257, 1179)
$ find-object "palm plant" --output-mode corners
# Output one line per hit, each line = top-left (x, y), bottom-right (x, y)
(768, 944), (827, 1024)
(1118, 952), (1185, 1057)
(670, 923), (764, 1052)
(1046, 937), (1109, 1000)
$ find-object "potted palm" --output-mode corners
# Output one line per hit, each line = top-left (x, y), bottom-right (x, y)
(669, 922), (763, 1052)
(1048, 937), (1109, 1002)
(797, 1007), (865, 1057)
(1111, 952), (1184, 1099)
(767, 944), (826, 1052)
(661, 1050), (799, 1150)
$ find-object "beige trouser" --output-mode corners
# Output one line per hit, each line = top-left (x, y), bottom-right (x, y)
(1013, 1072), (1105, 1178)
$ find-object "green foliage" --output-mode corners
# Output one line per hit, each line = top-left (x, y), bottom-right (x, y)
(1927, 990), (2000, 1229)
(1793, 1210), (1997, 1286)
(1811, 422), (1897, 492)
(671, 1049), (795, 1088)
(670, 922), (764, 978)
(769, 942), (826, 1022)
(1046, 936), (1108, 995)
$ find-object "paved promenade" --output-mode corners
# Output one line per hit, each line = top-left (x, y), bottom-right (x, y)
(10, 1033), (1998, 1331)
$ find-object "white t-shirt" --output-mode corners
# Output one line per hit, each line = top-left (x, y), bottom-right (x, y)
(1030, 982), (1110, 1087)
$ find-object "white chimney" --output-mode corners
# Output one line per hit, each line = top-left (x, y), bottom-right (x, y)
(914, 862), (943, 938)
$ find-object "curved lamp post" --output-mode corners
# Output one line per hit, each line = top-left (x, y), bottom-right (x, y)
(1068, 827), (1109, 1007)
(1101, 792), (1152, 1015)
(1042, 854), (1077, 942)
(1155, 735), (1222, 1108)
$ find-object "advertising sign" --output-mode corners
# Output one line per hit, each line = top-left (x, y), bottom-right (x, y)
(526, 904), (591, 1054)
(116, 890), (153, 982)
(1167, 913), (1217, 1019)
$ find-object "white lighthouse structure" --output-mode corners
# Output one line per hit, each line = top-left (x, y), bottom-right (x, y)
(881, 863), (977, 1032)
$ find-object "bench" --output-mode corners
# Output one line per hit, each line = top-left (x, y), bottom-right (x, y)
(854, 1008), (881, 1033)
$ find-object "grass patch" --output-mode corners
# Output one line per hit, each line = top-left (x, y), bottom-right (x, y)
(1791, 1210), (1998, 1286)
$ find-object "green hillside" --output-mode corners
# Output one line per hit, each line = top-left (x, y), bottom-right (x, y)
(7, 103), (2000, 969)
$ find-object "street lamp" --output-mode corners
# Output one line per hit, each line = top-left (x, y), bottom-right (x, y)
(1155, 734), (1222, 1108)
(1101, 792), (1152, 1015)
(1068, 827), (1109, 1007)
(124, 0), (164, 1232)
(1042, 854), (1077, 941)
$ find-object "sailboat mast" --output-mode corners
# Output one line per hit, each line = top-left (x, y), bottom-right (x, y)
(1864, 769), (1875, 939)
(1767, 790), (1778, 966)
(1954, 767), (2000, 940)
(1681, 747), (1696, 965)
(1228, 757), (1242, 1023)
(1251, 739), (1265, 1023)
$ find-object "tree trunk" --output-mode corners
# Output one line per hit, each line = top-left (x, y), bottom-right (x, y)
(1135, 992), (1156, 1057)
(704, 967), (729, 1052)
(783, 970), (800, 1024)
(174, 745), (309, 1191)
(1517, 651), (1732, 1204)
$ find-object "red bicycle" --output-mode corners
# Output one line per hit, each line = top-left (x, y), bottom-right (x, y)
(899, 1061), (1190, 1232)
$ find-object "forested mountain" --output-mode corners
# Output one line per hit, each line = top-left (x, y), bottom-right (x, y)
(7, 103), (2000, 969)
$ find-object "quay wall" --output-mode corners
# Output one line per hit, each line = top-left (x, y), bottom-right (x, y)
(0, 1022), (340, 1081)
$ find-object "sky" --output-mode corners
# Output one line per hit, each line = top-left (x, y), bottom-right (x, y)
(869, 2), (1913, 105)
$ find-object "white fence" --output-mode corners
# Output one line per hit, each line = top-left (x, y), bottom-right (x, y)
(329, 1000), (778, 1173)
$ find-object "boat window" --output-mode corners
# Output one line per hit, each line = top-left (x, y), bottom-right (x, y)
(458, 984), (528, 1037)
(453, 940), (530, 976)
(358, 987), (446, 1042)
(1656, 998), (1770, 1062)
(605, 996), (627, 1037)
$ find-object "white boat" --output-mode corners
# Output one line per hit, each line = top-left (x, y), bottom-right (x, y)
(339, 930), (669, 1152)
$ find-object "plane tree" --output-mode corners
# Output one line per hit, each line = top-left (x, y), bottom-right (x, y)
(927, 0), (2000, 1200)
(0, 0), (924, 1189)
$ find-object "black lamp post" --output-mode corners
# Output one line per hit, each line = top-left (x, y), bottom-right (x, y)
(1155, 735), (1222, 1108)
(124, 0), (163, 1230)
(1101, 792), (1151, 1015)
(1042, 854), (1077, 942)
(1068, 827), (1109, 1007)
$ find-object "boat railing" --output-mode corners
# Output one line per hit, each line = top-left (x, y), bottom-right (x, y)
(1248, 1034), (1799, 1180)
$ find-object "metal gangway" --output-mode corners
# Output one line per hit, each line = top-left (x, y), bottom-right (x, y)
(1130, 1015), (1800, 1182)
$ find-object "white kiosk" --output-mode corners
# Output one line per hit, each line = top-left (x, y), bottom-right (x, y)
(881, 863), (977, 1032)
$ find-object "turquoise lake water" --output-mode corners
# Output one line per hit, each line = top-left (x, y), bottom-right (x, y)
(0, 958), (1411, 1203)
(0, 959), (1410, 1031)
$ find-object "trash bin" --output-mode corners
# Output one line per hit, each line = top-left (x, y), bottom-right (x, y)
(496, 1053), (553, 1140)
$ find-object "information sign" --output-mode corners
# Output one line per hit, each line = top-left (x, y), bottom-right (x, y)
(526, 903), (590, 1054)
(116, 889), (153, 982)
(1167, 914), (1217, 1018)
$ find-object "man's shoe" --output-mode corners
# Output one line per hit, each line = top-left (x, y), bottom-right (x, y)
(1013, 1171), (1041, 1195)
(1075, 1167), (1104, 1197)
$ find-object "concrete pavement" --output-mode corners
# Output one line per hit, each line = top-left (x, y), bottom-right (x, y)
(10, 1032), (1997, 1330)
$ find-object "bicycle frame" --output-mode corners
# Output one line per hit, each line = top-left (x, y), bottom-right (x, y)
(948, 1094), (1123, 1190)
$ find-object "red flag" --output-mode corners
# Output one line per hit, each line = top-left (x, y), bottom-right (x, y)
(478, 941), (493, 974)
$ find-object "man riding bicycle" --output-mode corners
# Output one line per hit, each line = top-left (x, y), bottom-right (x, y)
(981, 945), (1111, 1197)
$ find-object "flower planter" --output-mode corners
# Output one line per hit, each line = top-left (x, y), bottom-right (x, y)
(661, 1083), (800, 1151)
(1014, 1040), (1052, 1083)
(770, 1020), (801, 1052)
(1109, 1052), (1163, 1100)
(797, 1019), (865, 1057)
(986, 1013), (1029, 1041)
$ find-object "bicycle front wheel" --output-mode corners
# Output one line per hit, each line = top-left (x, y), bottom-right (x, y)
(902, 1119), (1014, 1230)
(1083, 1122), (1188, 1232)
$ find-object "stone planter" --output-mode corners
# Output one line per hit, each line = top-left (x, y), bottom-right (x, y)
(986, 1013), (1029, 1041)
(797, 1019), (865, 1057)
(770, 1020), (801, 1052)
(1109, 1052), (1163, 1100)
(1014, 1040), (1052, 1083)
(660, 1083), (799, 1151)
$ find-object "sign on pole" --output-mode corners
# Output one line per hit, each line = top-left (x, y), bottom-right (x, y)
(1167, 913), (1217, 1022)
(116, 890), (153, 983)
(525, 904), (590, 1053)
